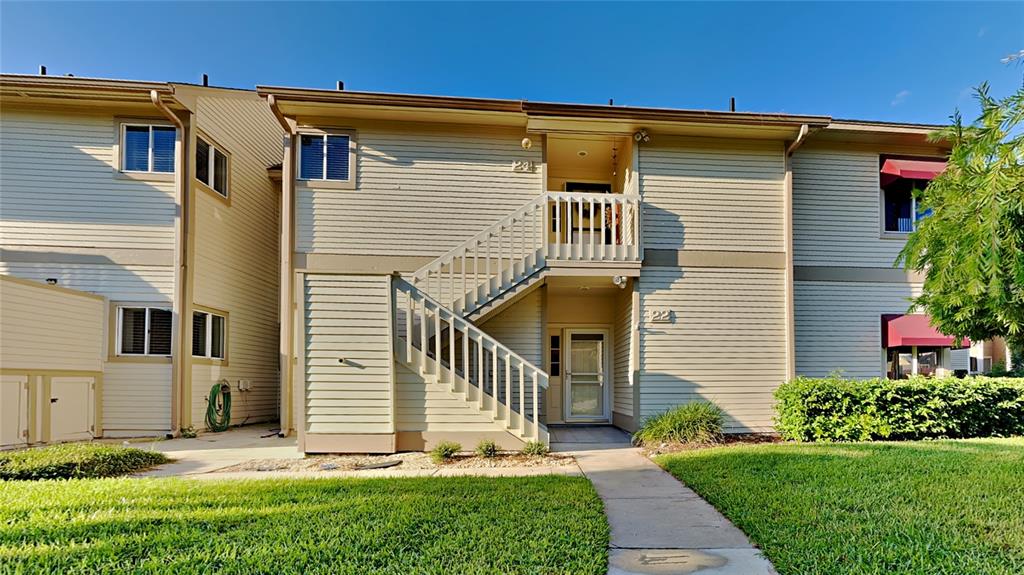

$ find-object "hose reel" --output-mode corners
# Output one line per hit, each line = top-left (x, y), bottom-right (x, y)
(205, 379), (232, 432)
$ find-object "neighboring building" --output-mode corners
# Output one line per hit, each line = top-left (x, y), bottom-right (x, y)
(0, 75), (283, 447)
(257, 85), (987, 454)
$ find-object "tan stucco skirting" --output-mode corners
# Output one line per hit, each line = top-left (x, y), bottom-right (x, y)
(612, 411), (636, 433)
(396, 431), (525, 452)
(304, 433), (397, 454)
(643, 249), (786, 269)
(794, 266), (926, 283)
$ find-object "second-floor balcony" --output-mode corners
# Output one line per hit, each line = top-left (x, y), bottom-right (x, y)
(411, 190), (642, 316)
(544, 191), (642, 264)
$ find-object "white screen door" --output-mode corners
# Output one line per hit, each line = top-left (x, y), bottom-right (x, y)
(565, 330), (608, 421)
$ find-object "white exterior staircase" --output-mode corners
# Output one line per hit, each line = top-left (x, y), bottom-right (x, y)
(391, 191), (642, 444)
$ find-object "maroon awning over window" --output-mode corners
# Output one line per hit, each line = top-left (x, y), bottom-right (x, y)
(881, 314), (969, 348)
(880, 158), (947, 187)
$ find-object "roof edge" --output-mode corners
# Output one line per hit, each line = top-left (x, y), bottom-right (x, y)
(0, 73), (173, 94)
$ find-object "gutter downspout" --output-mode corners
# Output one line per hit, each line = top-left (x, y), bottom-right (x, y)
(151, 90), (190, 436)
(267, 95), (298, 443)
(783, 124), (811, 382)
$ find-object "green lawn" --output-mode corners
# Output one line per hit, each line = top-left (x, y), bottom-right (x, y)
(0, 475), (608, 575)
(657, 438), (1024, 575)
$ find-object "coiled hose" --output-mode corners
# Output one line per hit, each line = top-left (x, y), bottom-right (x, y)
(205, 380), (232, 432)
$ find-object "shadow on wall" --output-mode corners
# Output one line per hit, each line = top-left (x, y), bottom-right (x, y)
(0, 250), (170, 303)
(640, 203), (689, 251)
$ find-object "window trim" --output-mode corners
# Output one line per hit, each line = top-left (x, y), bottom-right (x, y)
(295, 128), (357, 190)
(192, 305), (229, 365)
(194, 132), (232, 204)
(115, 120), (177, 180)
(109, 303), (173, 364)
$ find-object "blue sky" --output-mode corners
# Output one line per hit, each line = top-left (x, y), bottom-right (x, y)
(1, 2), (1021, 124)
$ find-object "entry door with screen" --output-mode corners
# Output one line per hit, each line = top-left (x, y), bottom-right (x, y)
(565, 331), (607, 421)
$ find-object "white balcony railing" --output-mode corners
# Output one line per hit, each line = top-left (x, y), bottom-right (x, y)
(412, 191), (641, 314)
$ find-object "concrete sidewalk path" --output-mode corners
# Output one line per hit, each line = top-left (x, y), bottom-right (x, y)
(557, 428), (776, 575)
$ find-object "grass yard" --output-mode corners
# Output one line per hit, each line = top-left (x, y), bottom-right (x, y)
(657, 438), (1024, 575)
(0, 475), (608, 575)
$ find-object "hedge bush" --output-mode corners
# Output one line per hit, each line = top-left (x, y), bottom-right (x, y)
(774, 375), (1024, 442)
(0, 443), (168, 480)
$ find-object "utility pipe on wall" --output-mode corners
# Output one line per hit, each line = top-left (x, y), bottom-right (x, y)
(267, 95), (298, 441)
(151, 90), (190, 435)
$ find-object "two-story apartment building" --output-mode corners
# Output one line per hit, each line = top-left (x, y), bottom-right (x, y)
(0, 75), (282, 446)
(256, 85), (981, 454)
(2, 74), (1002, 453)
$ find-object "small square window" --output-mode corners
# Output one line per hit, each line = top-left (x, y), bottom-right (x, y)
(122, 124), (176, 173)
(299, 133), (352, 182)
(117, 306), (172, 356)
(193, 309), (227, 360)
(195, 136), (229, 198)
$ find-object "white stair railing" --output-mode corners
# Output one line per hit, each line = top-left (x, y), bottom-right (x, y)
(412, 192), (642, 315)
(393, 277), (548, 442)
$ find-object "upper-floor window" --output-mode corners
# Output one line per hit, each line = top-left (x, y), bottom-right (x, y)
(192, 308), (226, 360)
(117, 306), (172, 356)
(122, 124), (175, 173)
(196, 136), (229, 198)
(882, 178), (930, 233)
(299, 133), (353, 182)
(880, 157), (945, 234)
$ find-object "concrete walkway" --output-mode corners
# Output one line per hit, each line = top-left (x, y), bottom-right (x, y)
(552, 426), (776, 575)
(133, 426), (302, 477)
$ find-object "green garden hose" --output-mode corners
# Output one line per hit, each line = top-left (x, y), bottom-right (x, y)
(205, 381), (232, 432)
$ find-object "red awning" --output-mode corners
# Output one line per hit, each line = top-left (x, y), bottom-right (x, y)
(880, 158), (947, 181)
(881, 314), (969, 348)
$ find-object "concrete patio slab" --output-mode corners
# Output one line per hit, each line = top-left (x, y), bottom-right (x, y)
(134, 426), (301, 477)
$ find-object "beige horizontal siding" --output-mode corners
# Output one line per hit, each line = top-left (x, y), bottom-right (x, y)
(303, 274), (393, 434)
(0, 276), (104, 372)
(0, 109), (175, 250)
(189, 92), (282, 428)
(395, 362), (510, 432)
(296, 127), (543, 256)
(102, 362), (172, 433)
(613, 285), (632, 417)
(638, 266), (786, 432)
(0, 262), (173, 302)
(794, 280), (921, 378)
(639, 138), (786, 252)
(792, 147), (907, 268)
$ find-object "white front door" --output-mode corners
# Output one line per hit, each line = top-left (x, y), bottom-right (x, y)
(564, 329), (609, 422)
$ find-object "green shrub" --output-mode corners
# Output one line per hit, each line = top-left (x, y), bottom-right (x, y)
(0, 443), (168, 480)
(774, 375), (1024, 442)
(521, 441), (549, 457)
(633, 401), (724, 446)
(475, 439), (499, 458)
(430, 441), (461, 463)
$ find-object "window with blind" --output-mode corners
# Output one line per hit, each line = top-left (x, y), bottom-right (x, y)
(122, 124), (175, 173)
(195, 136), (229, 197)
(298, 133), (352, 182)
(192, 309), (226, 359)
(118, 307), (172, 356)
